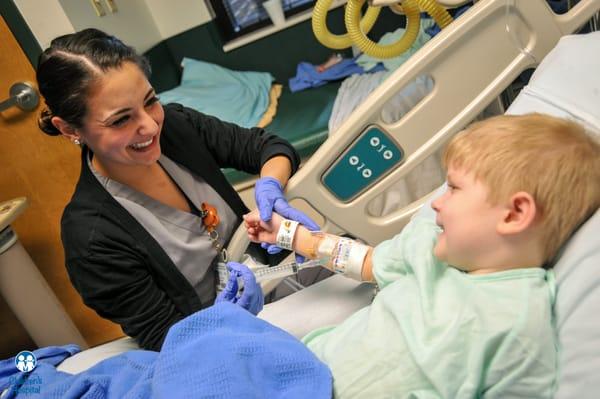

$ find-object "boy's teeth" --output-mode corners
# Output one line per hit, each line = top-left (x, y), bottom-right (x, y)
(130, 138), (153, 149)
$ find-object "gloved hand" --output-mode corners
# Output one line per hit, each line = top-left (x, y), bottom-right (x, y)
(254, 176), (320, 263)
(215, 262), (263, 315)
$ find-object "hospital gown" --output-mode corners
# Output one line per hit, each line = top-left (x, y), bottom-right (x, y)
(303, 217), (557, 398)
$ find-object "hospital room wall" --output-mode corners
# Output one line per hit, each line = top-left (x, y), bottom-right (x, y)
(144, 6), (407, 93)
(10, 0), (405, 92)
(11, 0), (211, 54)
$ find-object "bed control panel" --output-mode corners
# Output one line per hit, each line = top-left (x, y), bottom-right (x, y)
(322, 125), (404, 201)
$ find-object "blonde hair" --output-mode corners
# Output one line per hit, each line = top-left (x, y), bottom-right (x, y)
(444, 113), (600, 264)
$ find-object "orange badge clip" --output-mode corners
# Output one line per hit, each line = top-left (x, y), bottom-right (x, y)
(201, 202), (220, 232)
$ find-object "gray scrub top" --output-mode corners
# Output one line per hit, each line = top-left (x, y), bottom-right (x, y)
(88, 154), (239, 305)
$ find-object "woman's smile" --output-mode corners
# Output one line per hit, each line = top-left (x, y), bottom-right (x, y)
(128, 135), (158, 152)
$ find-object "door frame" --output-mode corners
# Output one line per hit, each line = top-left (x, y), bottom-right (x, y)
(0, 0), (41, 67)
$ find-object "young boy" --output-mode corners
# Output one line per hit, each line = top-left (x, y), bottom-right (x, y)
(245, 113), (600, 398)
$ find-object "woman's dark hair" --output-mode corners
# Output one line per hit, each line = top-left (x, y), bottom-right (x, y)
(36, 28), (151, 136)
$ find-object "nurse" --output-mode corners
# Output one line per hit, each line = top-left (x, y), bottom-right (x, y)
(36, 28), (317, 350)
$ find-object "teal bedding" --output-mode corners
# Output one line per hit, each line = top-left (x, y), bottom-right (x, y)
(159, 58), (273, 128)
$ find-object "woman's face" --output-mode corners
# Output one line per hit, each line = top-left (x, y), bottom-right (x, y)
(78, 61), (164, 170)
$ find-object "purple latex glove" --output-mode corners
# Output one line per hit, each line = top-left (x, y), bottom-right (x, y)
(215, 262), (263, 315)
(254, 177), (320, 263)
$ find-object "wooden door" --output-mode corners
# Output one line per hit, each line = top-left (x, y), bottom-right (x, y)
(0, 15), (123, 354)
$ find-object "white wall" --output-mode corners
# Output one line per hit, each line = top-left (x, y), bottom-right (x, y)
(58, 0), (161, 53)
(13, 0), (75, 50)
(145, 0), (213, 39)
(13, 0), (214, 53)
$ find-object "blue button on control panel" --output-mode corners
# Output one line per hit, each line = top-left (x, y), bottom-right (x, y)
(322, 126), (404, 201)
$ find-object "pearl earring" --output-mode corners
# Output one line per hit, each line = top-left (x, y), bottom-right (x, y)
(73, 138), (81, 145)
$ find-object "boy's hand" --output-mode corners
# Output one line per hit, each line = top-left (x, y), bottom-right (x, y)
(243, 209), (282, 245)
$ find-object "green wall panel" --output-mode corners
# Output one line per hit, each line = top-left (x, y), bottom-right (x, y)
(145, 42), (182, 94)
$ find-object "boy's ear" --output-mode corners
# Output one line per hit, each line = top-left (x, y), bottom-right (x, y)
(497, 192), (538, 235)
(51, 116), (82, 143)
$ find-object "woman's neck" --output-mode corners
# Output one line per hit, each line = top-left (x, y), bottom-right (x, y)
(92, 155), (161, 192)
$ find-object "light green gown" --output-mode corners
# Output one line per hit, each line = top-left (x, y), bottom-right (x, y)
(303, 217), (557, 398)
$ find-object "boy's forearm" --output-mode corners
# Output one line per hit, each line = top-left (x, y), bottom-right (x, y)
(292, 226), (319, 259)
(293, 226), (375, 282)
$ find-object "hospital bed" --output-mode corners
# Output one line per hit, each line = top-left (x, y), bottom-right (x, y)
(56, 0), (600, 396)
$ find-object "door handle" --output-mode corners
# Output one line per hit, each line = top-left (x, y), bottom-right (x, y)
(0, 82), (40, 113)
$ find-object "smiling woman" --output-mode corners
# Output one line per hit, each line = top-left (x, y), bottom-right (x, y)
(34, 28), (317, 351)
(53, 63), (166, 181)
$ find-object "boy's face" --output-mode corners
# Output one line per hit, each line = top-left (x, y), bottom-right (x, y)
(431, 166), (505, 272)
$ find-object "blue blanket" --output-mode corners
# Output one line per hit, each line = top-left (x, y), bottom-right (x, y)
(0, 303), (332, 398)
(288, 58), (384, 93)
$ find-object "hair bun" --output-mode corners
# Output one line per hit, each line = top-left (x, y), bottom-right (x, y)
(38, 108), (61, 136)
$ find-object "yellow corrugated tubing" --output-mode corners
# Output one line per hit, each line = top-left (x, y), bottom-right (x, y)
(312, 0), (381, 49)
(313, 0), (453, 59)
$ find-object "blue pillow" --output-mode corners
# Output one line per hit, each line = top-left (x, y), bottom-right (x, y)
(159, 57), (274, 128)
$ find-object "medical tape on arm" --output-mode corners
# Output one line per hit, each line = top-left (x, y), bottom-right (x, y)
(274, 219), (368, 281)
(313, 233), (368, 281)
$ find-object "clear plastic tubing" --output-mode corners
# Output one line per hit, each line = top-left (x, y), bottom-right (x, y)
(253, 258), (323, 283)
(217, 258), (323, 285)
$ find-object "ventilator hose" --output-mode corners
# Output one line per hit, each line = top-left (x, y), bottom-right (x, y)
(312, 0), (453, 59)
(312, 0), (381, 49)
(418, 0), (453, 28)
(345, 0), (420, 59)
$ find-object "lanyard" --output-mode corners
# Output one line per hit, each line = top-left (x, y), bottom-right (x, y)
(201, 202), (228, 262)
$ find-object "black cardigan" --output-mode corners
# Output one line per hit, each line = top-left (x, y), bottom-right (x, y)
(62, 104), (300, 350)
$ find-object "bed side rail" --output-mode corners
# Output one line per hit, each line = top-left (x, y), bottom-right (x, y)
(286, 0), (600, 245)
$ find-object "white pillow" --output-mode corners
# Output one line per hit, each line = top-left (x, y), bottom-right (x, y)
(507, 32), (600, 137)
(552, 210), (600, 399)
(506, 31), (600, 398)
